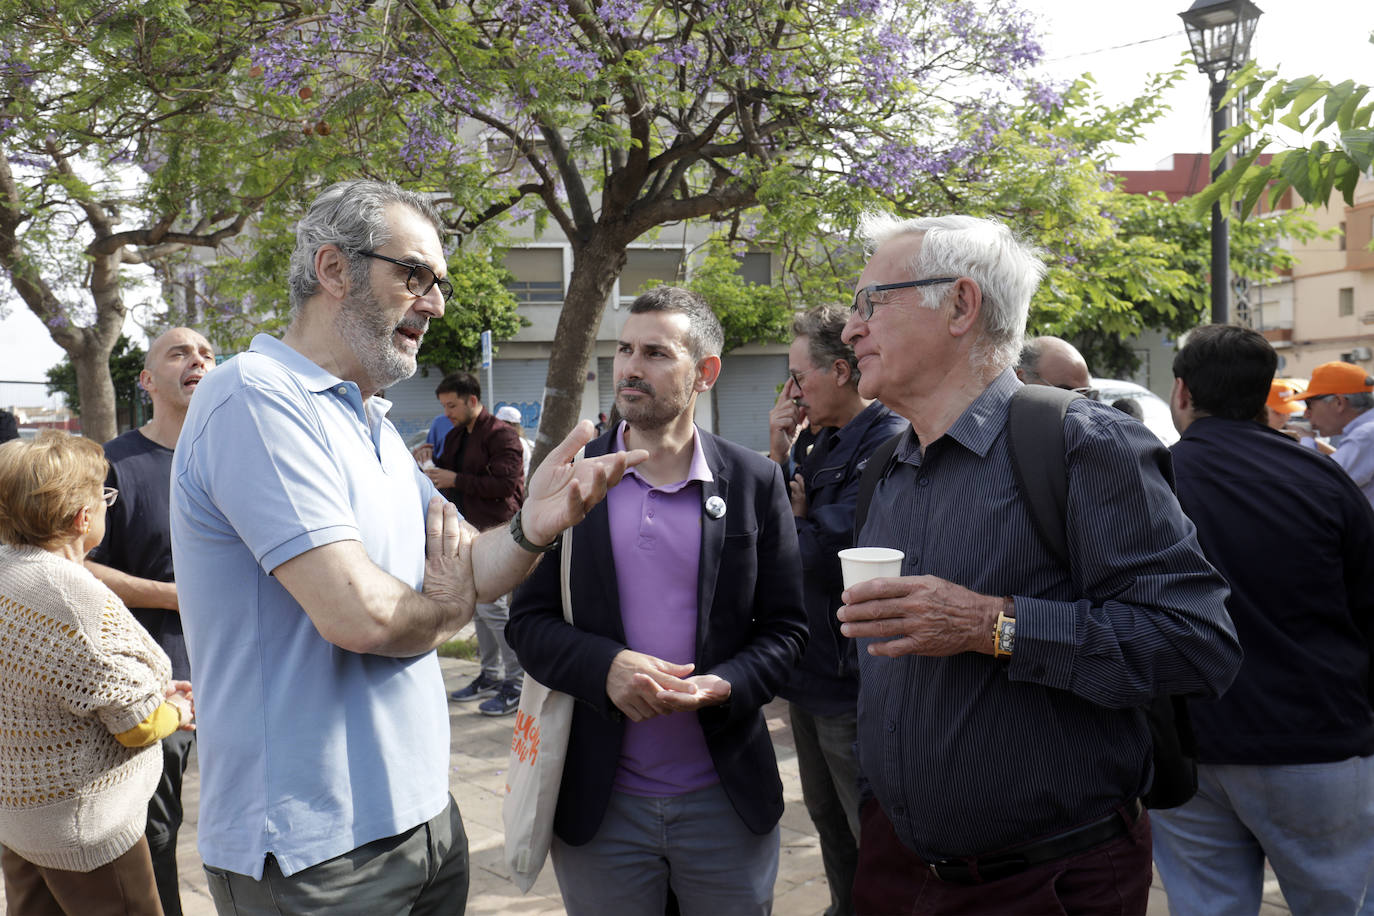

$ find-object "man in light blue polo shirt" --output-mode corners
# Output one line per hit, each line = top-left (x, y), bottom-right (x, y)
(170, 180), (642, 914)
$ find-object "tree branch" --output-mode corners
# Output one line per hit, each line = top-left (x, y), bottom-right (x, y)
(86, 211), (249, 258)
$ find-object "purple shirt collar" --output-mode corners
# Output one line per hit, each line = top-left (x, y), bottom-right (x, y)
(614, 421), (715, 489)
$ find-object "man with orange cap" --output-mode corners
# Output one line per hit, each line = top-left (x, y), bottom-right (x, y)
(1285, 361), (1374, 508)
(1262, 379), (1304, 432)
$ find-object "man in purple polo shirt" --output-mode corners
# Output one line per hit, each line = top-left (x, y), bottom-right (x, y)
(507, 286), (807, 915)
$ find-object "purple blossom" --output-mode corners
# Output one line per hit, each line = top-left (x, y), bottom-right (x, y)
(250, 28), (309, 94)
(139, 147), (168, 175)
(0, 49), (36, 88)
(401, 121), (448, 171)
(837, 0), (881, 17)
(7, 152), (48, 168)
(595, 0), (638, 38)
(1026, 81), (1065, 115)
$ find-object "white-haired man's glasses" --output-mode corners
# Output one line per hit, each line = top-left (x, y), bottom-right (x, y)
(851, 278), (958, 321)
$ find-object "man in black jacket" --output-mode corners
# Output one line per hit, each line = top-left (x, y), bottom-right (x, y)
(425, 371), (527, 716)
(507, 287), (805, 915)
(768, 305), (905, 916)
(1158, 324), (1374, 913)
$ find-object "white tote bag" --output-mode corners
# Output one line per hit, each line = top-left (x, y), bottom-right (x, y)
(502, 516), (575, 893)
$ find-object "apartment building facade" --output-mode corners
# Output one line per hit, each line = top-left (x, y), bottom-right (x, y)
(382, 233), (789, 453)
(1116, 153), (1374, 383)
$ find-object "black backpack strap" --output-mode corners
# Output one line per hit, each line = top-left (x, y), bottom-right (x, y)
(853, 433), (903, 544)
(1008, 384), (1197, 808)
(1006, 385), (1080, 567)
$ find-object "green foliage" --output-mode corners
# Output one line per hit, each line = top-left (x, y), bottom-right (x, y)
(680, 240), (792, 354)
(0, 0), (354, 438)
(1052, 192), (1314, 375)
(44, 335), (146, 419)
(1197, 49), (1374, 221)
(416, 250), (525, 373)
(934, 74), (1308, 377)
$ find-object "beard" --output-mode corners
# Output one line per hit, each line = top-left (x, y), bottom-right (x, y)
(615, 376), (694, 431)
(334, 283), (425, 392)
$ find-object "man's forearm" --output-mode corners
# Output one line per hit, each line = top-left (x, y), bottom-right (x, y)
(86, 561), (179, 611)
(272, 539), (474, 658)
(470, 522), (541, 603)
(364, 584), (473, 657)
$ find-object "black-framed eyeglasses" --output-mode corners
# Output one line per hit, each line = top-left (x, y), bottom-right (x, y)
(102, 487), (118, 507)
(851, 278), (959, 320)
(358, 251), (453, 301)
(1065, 385), (1100, 401)
(788, 367), (820, 390)
(1304, 394), (1334, 406)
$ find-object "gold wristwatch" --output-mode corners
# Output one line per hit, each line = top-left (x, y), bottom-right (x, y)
(993, 603), (1016, 659)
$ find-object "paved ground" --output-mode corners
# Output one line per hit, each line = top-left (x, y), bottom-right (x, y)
(3, 653), (1293, 915)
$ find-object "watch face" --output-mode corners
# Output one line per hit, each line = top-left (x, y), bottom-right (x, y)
(997, 619), (1015, 655)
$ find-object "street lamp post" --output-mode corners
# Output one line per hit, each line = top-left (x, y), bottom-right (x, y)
(1179, 0), (1263, 326)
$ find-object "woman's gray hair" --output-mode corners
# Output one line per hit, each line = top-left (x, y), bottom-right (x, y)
(858, 212), (1046, 372)
(287, 180), (445, 314)
(792, 305), (860, 386)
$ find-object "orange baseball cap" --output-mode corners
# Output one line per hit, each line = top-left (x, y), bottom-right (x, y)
(1267, 380), (1305, 415)
(1284, 362), (1374, 401)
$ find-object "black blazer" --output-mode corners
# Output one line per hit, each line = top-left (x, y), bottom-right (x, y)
(507, 427), (807, 846)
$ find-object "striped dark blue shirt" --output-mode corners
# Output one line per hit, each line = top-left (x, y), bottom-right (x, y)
(857, 369), (1240, 860)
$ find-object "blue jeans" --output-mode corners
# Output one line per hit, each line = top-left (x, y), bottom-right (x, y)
(550, 783), (779, 916)
(1152, 755), (1374, 915)
(789, 704), (860, 916)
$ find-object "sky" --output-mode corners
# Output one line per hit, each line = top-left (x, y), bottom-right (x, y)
(2, 1), (1370, 389)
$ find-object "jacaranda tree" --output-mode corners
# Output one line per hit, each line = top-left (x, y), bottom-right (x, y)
(0, 0), (332, 442)
(252, 0), (1060, 463)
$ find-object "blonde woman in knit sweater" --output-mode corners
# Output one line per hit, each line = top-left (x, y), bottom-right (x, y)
(0, 431), (193, 916)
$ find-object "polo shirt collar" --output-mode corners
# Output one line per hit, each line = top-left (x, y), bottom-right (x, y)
(251, 333), (349, 389)
(248, 333), (390, 420)
(615, 421), (715, 490)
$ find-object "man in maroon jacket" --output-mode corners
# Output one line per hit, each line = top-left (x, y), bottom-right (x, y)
(424, 371), (526, 715)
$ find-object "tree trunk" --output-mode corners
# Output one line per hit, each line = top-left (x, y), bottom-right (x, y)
(71, 339), (119, 443)
(72, 249), (128, 443)
(530, 234), (628, 471)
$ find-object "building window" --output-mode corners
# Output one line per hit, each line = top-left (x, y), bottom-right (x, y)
(736, 252), (772, 285)
(619, 249), (685, 301)
(1339, 222), (1346, 251)
(1339, 287), (1354, 317)
(504, 248), (564, 304)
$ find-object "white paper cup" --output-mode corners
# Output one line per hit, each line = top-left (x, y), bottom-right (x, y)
(838, 547), (905, 589)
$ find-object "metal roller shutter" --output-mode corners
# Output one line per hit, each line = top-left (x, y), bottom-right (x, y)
(597, 357), (616, 420)
(380, 371), (446, 446)
(490, 358), (551, 438)
(712, 354), (787, 452)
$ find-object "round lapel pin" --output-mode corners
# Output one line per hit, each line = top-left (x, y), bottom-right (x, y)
(704, 496), (726, 519)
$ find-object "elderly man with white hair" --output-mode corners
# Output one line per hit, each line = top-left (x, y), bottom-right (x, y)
(836, 213), (1241, 914)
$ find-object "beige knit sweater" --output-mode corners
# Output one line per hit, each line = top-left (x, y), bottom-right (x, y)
(0, 544), (170, 872)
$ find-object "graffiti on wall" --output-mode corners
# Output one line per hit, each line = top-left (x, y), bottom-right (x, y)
(494, 400), (541, 432)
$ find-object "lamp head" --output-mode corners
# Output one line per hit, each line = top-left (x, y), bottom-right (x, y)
(1179, 0), (1263, 82)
